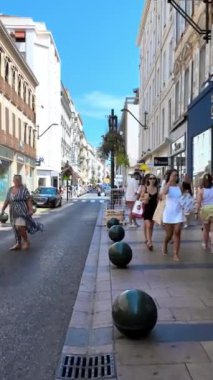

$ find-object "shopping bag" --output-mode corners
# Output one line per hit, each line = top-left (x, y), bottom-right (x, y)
(179, 194), (195, 215)
(152, 199), (165, 225)
(132, 200), (144, 219)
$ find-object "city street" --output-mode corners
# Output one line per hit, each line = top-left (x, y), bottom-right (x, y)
(0, 196), (104, 380)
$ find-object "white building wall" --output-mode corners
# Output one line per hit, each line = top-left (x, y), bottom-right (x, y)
(0, 16), (61, 187)
(126, 104), (139, 168)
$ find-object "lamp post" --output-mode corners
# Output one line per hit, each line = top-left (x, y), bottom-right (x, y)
(37, 123), (59, 139)
(108, 109), (118, 189)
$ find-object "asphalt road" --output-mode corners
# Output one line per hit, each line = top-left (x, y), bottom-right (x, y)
(0, 198), (102, 380)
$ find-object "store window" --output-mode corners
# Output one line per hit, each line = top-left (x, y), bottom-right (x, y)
(193, 128), (212, 187)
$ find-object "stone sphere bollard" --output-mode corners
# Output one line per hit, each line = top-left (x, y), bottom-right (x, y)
(109, 225), (125, 242)
(109, 242), (132, 267)
(107, 217), (120, 229)
(112, 289), (158, 338)
(0, 213), (9, 224)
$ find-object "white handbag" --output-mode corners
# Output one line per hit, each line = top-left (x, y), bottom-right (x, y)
(132, 200), (144, 219)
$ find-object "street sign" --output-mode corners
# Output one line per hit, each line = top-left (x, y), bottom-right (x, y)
(154, 157), (169, 166)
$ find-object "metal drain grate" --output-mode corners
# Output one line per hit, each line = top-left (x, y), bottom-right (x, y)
(58, 353), (116, 379)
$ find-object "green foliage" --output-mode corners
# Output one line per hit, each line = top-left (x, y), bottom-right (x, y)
(99, 131), (129, 167)
(116, 152), (129, 167)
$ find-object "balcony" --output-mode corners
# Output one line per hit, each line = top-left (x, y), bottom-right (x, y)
(0, 76), (36, 123)
(0, 130), (36, 159)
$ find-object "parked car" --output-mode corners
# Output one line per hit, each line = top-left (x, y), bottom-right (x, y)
(31, 187), (62, 208)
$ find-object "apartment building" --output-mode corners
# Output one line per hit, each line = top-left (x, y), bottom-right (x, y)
(0, 20), (38, 201)
(137, 0), (213, 180)
(0, 15), (61, 188)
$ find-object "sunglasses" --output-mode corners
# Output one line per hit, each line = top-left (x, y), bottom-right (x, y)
(149, 177), (156, 180)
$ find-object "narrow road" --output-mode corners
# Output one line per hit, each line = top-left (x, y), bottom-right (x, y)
(0, 198), (103, 380)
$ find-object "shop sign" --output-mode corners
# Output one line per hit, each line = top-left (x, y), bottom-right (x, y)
(17, 155), (25, 164)
(171, 135), (185, 155)
(154, 157), (169, 166)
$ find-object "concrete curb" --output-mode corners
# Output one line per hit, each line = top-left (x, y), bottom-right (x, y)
(55, 204), (116, 380)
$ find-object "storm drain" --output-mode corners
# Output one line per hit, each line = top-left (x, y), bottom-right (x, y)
(58, 354), (116, 379)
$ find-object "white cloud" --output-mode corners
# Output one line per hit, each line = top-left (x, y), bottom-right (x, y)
(76, 91), (125, 119)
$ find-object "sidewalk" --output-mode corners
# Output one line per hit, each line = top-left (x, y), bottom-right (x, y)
(57, 209), (213, 379)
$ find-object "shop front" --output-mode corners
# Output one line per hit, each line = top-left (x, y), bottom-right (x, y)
(0, 145), (13, 202)
(187, 82), (213, 184)
(170, 135), (186, 179)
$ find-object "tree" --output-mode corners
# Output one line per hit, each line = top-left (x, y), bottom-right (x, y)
(99, 130), (129, 167)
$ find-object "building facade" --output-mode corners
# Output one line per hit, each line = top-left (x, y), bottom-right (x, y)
(137, 0), (213, 180)
(0, 20), (38, 201)
(119, 93), (140, 184)
(0, 15), (61, 188)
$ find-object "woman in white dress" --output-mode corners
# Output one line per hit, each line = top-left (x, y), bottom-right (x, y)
(162, 169), (185, 261)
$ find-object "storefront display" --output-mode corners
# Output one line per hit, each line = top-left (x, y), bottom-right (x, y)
(0, 159), (11, 202)
(193, 128), (212, 186)
(171, 135), (186, 177)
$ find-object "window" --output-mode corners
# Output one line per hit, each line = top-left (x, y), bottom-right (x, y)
(23, 84), (27, 103)
(18, 77), (21, 96)
(28, 89), (31, 106)
(162, 108), (165, 141)
(163, 51), (166, 86)
(12, 113), (16, 136)
(32, 95), (35, 111)
(29, 126), (32, 146)
(184, 67), (189, 110)
(18, 118), (22, 140)
(24, 123), (27, 143)
(5, 60), (9, 82)
(168, 99), (172, 130)
(5, 107), (9, 133)
(15, 30), (26, 43)
(175, 81), (180, 120)
(169, 39), (173, 75)
(199, 44), (206, 90)
(12, 69), (16, 89)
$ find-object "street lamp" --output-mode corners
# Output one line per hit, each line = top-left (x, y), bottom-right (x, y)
(37, 123), (59, 139)
(121, 108), (148, 130)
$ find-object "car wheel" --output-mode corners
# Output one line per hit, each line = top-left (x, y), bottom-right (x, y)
(50, 201), (56, 208)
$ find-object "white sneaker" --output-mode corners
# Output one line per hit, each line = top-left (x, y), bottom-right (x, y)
(202, 242), (208, 250)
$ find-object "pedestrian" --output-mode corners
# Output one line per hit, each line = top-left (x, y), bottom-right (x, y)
(0, 174), (44, 251)
(180, 180), (194, 228)
(140, 174), (158, 250)
(125, 171), (140, 227)
(196, 173), (213, 253)
(161, 169), (185, 261)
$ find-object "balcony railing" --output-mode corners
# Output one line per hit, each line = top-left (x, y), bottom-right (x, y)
(0, 76), (36, 123)
(0, 130), (36, 159)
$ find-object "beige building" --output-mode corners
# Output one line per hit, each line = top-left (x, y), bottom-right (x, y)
(0, 20), (38, 201)
(137, 0), (213, 179)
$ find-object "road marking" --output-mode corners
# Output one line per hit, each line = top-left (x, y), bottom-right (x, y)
(90, 200), (95, 203)
(81, 200), (87, 202)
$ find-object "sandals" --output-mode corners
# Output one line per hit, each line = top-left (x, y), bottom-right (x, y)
(9, 244), (21, 251)
(147, 241), (153, 251)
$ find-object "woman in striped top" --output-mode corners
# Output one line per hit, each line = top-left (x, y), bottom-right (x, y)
(1, 174), (44, 250)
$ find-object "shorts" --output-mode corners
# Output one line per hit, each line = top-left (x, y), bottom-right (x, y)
(14, 217), (26, 227)
(200, 205), (213, 223)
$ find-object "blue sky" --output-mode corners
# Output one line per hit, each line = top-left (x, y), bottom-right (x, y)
(1, 0), (145, 147)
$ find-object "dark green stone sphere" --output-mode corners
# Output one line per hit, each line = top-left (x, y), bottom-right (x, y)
(0, 213), (8, 223)
(112, 289), (158, 338)
(109, 225), (125, 242)
(109, 242), (132, 267)
(107, 218), (120, 229)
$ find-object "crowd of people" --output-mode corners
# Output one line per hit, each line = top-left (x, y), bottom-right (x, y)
(125, 169), (213, 261)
